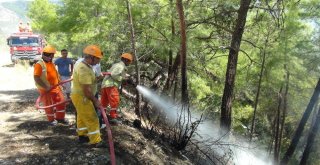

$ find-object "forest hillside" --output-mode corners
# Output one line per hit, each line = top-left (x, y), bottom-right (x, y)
(1, 0), (320, 164)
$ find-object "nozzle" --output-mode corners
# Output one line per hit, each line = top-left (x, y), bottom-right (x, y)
(126, 79), (136, 87)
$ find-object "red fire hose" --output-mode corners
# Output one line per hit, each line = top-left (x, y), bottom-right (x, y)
(35, 78), (116, 165)
(35, 78), (73, 109)
(98, 106), (116, 165)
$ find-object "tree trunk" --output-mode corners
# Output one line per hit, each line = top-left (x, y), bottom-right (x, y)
(279, 65), (290, 160)
(250, 36), (268, 141)
(220, 0), (251, 133)
(166, 0), (175, 91)
(269, 114), (277, 155)
(281, 78), (320, 164)
(176, 0), (188, 105)
(299, 106), (320, 165)
(163, 0), (178, 93)
(274, 86), (283, 164)
(164, 52), (180, 92)
(126, 0), (141, 117)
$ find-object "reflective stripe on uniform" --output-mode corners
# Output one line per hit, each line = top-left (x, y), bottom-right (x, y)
(56, 110), (65, 113)
(46, 114), (54, 116)
(110, 108), (117, 110)
(88, 130), (100, 135)
(77, 127), (87, 131)
(71, 93), (101, 144)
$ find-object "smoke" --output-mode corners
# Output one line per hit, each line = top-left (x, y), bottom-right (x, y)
(137, 85), (272, 165)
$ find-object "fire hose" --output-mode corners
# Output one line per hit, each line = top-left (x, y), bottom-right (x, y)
(35, 79), (73, 110)
(35, 78), (116, 165)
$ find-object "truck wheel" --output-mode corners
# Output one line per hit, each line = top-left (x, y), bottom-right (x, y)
(11, 57), (15, 64)
(12, 60), (17, 65)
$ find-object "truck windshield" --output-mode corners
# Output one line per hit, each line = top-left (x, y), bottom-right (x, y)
(10, 37), (39, 46)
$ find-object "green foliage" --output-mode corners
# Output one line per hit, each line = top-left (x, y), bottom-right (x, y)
(189, 72), (212, 101)
(233, 105), (253, 134)
(27, 0), (58, 34)
(27, 0), (320, 163)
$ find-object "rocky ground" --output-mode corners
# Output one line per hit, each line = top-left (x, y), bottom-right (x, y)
(0, 59), (192, 165)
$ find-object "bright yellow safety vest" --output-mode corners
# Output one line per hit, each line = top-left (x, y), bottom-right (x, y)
(35, 60), (50, 90)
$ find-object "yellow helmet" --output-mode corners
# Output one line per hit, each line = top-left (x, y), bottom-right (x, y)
(121, 53), (133, 62)
(83, 45), (103, 59)
(43, 45), (56, 54)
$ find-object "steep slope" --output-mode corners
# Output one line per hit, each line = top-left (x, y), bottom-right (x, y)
(0, 1), (26, 36)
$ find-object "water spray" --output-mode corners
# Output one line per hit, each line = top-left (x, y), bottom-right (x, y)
(136, 85), (272, 165)
(136, 85), (181, 123)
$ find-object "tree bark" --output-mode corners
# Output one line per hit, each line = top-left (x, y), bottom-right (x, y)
(250, 37), (268, 141)
(126, 0), (141, 117)
(299, 106), (320, 165)
(176, 0), (188, 105)
(167, 0), (175, 90)
(279, 65), (290, 161)
(281, 78), (320, 164)
(274, 86), (283, 164)
(220, 0), (251, 133)
(164, 52), (180, 92)
(163, 0), (178, 92)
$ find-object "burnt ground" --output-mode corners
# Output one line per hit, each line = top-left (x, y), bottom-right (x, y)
(0, 62), (192, 165)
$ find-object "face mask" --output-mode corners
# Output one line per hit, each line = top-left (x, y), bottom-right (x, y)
(43, 55), (53, 62)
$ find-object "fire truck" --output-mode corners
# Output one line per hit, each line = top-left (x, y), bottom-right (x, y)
(6, 32), (46, 64)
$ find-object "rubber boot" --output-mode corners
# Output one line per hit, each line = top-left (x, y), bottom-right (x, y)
(109, 110), (121, 125)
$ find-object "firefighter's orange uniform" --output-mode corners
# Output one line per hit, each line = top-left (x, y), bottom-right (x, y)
(34, 45), (66, 122)
(101, 53), (133, 119)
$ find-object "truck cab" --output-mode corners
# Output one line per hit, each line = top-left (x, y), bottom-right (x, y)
(7, 32), (46, 64)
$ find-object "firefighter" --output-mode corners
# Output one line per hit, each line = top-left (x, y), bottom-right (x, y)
(71, 45), (106, 147)
(100, 53), (134, 124)
(25, 22), (32, 32)
(18, 22), (24, 32)
(75, 56), (104, 128)
(34, 45), (68, 126)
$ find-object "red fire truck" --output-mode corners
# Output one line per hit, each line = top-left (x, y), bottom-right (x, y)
(7, 32), (46, 64)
